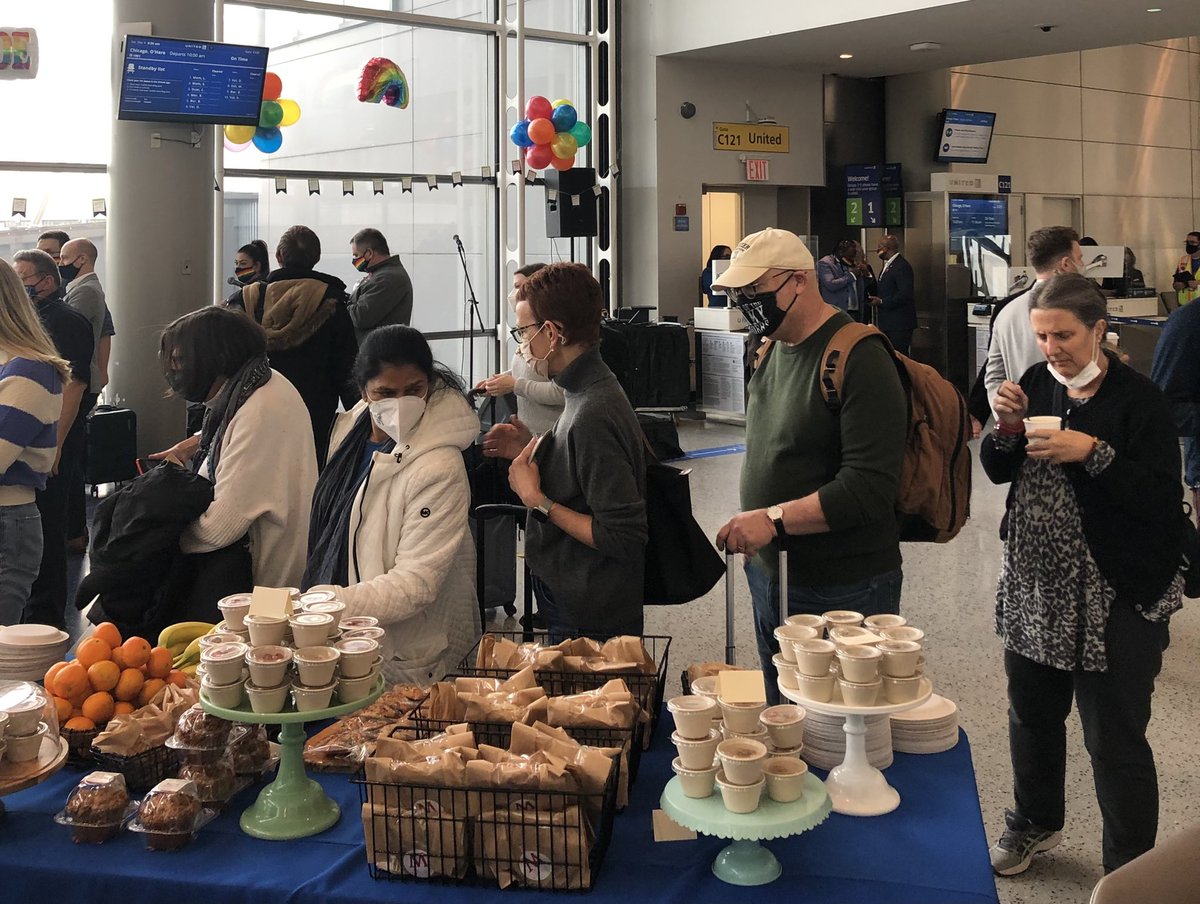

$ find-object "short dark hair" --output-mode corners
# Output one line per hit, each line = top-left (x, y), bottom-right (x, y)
(12, 249), (61, 288)
(834, 238), (856, 258)
(1027, 226), (1080, 273)
(1029, 272), (1108, 330)
(353, 324), (464, 395)
(238, 239), (270, 273)
(277, 225), (321, 270)
(351, 228), (389, 256)
(160, 306), (267, 401)
(37, 230), (69, 249)
(1188, 230), (1200, 242)
(522, 262), (603, 345)
(515, 262), (547, 279)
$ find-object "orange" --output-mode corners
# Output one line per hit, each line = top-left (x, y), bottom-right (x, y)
(110, 645), (129, 670)
(166, 669), (189, 688)
(113, 701), (135, 716)
(87, 660), (120, 693)
(113, 667), (145, 703)
(54, 662), (89, 701)
(138, 678), (166, 707)
(120, 637), (152, 669)
(52, 696), (72, 724)
(146, 646), (173, 679)
(93, 622), (122, 649)
(81, 691), (115, 726)
(44, 660), (68, 690)
(75, 636), (113, 669)
(64, 716), (96, 732)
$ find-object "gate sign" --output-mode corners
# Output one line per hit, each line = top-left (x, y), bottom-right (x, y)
(0, 28), (38, 79)
(882, 163), (904, 227)
(845, 164), (882, 227)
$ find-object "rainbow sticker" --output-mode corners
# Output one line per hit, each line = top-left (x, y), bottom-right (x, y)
(358, 57), (409, 109)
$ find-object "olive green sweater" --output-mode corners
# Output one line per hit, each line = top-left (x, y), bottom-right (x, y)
(740, 310), (907, 584)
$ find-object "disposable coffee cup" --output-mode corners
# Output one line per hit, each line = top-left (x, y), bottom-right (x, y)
(1023, 416), (1061, 444)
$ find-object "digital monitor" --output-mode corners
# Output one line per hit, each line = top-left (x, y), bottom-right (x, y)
(936, 109), (996, 163)
(948, 196), (1008, 238)
(118, 35), (269, 125)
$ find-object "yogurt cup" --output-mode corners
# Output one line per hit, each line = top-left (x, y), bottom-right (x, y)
(689, 675), (720, 704)
(340, 626), (385, 643)
(671, 727), (721, 770)
(822, 609), (865, 628)
(289, 613), (335, 648)
(294, 646), (340, 686)
(763, 757), (808, 803)
(199, 632), (243, 651)
(672, 757), (719, 799)
(836, 645), (882, 684)
(297, 590), (337, 609)
(337, 670), (378, 704)
(795, 671), (835, 703)
(244, 679), (289, 714)
(6, 721), (48, 763)
(199, 642), (249, 686)
(774, 624), (819, 662)
(291, 680), (337, 712)
(879, 625), (925, 645)
(201, 674), (245, 709)
(784, 613), (827, 634)
(216, 593), (253, 631)
(245, 645), (293, 688)
(334, 637), (379, 679)
(838, 676), (881, 706)
(772, 653), (799, 689)
(863, 613), (907, 633)
(883, 672), (925, 704)
(759, 704), (805, 749)
(793, 638), (837, 678)
(767, 743), (804, 760)
(717, 697), (765, 733)
(877, 639), (923, 678)
(244, 614), (288, 647)
(715, 770), (765, 813)
(339, 616), (378, 630)
(715, 738), (768, 785)
(720, 724), (769, 746)
(667, 695), (717, 739)
(302, 600), (346, 632)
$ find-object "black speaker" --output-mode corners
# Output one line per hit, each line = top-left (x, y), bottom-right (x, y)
(545, 167), (598, 238)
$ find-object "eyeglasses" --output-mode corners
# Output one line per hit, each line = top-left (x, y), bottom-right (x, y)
(730, 271), (792, 301)
(509, 322), (544, 344)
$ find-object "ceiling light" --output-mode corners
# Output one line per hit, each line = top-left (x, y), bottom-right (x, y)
(910, 42), (942, 52)
(839, 53), (854, 59)
(1146, 7), (1162, 12)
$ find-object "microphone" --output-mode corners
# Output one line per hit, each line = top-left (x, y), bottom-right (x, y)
(453, 234), (463, 248)
(225, 276), (242, 287)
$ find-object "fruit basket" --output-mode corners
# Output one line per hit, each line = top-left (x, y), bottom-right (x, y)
(91, 743), (180, 792)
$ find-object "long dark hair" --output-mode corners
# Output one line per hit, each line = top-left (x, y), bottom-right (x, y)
(239, 239), (270, 275)
(352, 325), (465, 396)
(160, 306), (266, 400)
(700, 245), (731, 297)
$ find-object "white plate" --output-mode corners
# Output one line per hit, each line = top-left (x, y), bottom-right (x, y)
(891, 694), (957, 723)
(0, 625), (70, 647)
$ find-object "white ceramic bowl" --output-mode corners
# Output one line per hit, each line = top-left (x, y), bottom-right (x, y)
(772, 653), (799, 690)
(244, 679), (289, 714)
(836, 645), (882, 684)
(201, 674), (245, 709)
(216, 593), (253, 631)
(671, 727), (721, 770)
(291, 680), (337, 712)
(762, 757), (808, 803)
(715, 770), (765, 814)
(337, 669), (378, 704)
(199, 642), (248, 686)
(795, 671), (835, 703)
(289, 613), (335, 649)
(5, 721), (47, 763)
(838, 676), (881, 706)
(715, 738), (767, 785)
(245, 645), (293, 688)
(863, 613), (907, 632)
(667, 695), (718, 739)
(294, 646), (340, 687)
(244, 614), (288, 647)
(759, 704), (805, 749)
(672, 756), (719, 799)
(334, 637), (379, 679)
(717, 698), (765, 734)
(793, 638), (837, 678)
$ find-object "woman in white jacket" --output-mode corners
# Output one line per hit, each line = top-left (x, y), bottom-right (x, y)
(304, 325), (481, 684)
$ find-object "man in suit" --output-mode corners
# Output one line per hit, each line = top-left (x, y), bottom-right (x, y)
(870, 235), (916, 354)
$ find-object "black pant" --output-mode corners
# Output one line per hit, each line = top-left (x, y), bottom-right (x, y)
(25, 417), (86, 628)
(884, 329), (913, 356)
(1006, 602), (1168, 872)
(69, 392), (99, 541)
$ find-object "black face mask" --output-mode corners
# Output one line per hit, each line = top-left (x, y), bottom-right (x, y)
(58, 261), (80, 284)
(732, 282), (797, 338)
(1186, 242), (1199, 256)
(165, 370), (208, 404)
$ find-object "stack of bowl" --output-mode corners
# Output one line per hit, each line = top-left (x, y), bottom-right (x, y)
(0, 681), (52, 764)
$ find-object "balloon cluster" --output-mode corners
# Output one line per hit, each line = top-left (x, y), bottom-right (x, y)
(509, 95), (591, 172)
(223, 72), (301, 154)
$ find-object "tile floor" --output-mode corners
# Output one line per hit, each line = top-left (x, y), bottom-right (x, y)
(490, 418), (1200, 904)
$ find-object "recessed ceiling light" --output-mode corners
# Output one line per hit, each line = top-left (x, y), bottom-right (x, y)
(1146, 7), (1163, 12)
(839, 53), (854, 59)
(910, 41), (942, 52)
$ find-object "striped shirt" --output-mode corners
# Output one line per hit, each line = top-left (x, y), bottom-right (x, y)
(0, 353), (63, 504)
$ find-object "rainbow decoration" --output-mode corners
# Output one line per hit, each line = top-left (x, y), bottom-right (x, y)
(223, 71), (301, 155)
(509, 95), (591, 172)
(358, 57), (409, 109)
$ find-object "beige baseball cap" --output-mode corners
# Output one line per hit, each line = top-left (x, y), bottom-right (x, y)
(712, 228), (816, 290)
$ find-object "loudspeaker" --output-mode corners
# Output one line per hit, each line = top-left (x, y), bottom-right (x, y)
(545, 167), (597, 238)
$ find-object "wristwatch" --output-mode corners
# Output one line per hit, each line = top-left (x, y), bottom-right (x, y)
(532, 496), (557, 523)
(766, 504), (786, 537)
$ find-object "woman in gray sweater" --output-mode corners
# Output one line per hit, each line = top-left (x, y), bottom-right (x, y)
(483, 263), (646, 639)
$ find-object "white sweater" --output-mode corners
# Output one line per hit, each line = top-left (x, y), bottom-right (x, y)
(983, 283), (1044, 412)
(320, 389), (482, 685)
(181, 370), (317, 588)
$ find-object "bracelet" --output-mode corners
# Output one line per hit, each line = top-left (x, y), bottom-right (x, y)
(995, 420), (1025, 435)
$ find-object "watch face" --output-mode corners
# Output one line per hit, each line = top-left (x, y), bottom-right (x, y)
(767, 505), (783, 521)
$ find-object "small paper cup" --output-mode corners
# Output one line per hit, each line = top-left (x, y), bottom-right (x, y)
(759, 704), (805, 749)
(339, 616), (378, 631)
(5, 721), (47, 762)
(216, 593), (253, 630)
(5, 700), (44, 736)
(785, 613), (827, 634)
(838, 676), (881, 706)
(822, 609), (865, 628)
(667, 695), (717, 739)
(877, 639), (923, 678)
(294, 645), (340, 686)
(199, 642), (248, 686)
(689, 675), (720, 703)
(672, 727), (721, 770)
(715, 738), (768, 785)
(244, 679), (289, 714)
(340, 626), (386, 642)
(245, 645), (293, 688)
(774, 624), (819, 662)
(201, 674), (245, 709)
(862, 613), (907, 633)
(199, 632), (243, 651)
(334, 637), (380, 679)
(291, 680), (337, 712)
(1024, 415), (1062, 443)
(772, 653), (799, 689)
(795, 671), (835, 703)
(883, 672), (925, 704)
(763, 757), (808, 803)
(715, 770), (765, 814)
(672, 757), (719, 799)
(836, 645), (882, 683)
(879, 625), (925, 645)
(337, 670), (378, 704)
(244, 614), (288, 647)
(289, 613), (334, 648)
(793, 638), (837, 678)
(720, 724), (769, 745)
(767, 743), (804, 760)
(717, 697), (766, 734)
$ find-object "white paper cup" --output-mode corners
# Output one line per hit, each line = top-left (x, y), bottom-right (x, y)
(772, 653), (799, 690)
(291, 680), (337, 712)
(244, 614), (288, 647)
(245, 645), (293, 688)
(715, 738), (768, 785)
(334, 637), (380, 679)
(717, 698), (766, 734)
(715, 770), (765, 813)
(795, 671), (835, 703)
(667, 695), (717, 739)
(244, 679), (289, 714)
(862, 613), (906, 633)
(201, 674), (245, 709)
(672, 756), (719, 799)
(763, 757), (808, 803)
(759, 704), (805, 749)
(289, 613), (334, 648)
(337, 670), (378, 704)
(838, 676), (881, 706)
(836, 645), (882, 683)
(672, 728), (721, 770)
(793, 638), (837, 678)
(883, 672), (925, 704)
(199, 642), (248, 686)
(5, 721), (47, 762)
(216, 593), (253, 631)
(877, 640), (923, 678)
(294, 646), (340, 686)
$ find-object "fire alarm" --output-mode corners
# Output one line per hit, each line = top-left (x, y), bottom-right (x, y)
(675, 203), (687, 216)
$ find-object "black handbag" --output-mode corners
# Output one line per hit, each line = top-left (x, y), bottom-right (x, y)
(642, 447), (726, 605)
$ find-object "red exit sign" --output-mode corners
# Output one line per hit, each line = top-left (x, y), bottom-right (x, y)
(745, 158), (769, 181)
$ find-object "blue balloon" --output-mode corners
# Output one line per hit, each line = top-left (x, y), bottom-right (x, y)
(252, 126), (283, 153)
(509, 119), (534, 148)
(551, 104), (577, 133)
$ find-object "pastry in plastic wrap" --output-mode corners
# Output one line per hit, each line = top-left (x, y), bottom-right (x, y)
(178, 758), (237, 806)
(172, 704), (232, 749)
(228, 724), (272, 775)
(62, 771), (131, 843)
(137, 778), (203, 850)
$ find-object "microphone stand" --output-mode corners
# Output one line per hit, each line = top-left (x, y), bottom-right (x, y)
(454, 234), (488, 388)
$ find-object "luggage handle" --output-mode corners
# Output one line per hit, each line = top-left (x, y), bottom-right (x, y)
(722, 540), (789, 668)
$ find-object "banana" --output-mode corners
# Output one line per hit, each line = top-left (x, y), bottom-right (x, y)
(173, 636), (205, 668)
(179, 662), (198, 678)
(159, 621), (215, 650)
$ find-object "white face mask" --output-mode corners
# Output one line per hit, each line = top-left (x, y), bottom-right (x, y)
(517, 322), (552, 378)
(1046, 331), (1102, 390)
(368, 395), (426, 443)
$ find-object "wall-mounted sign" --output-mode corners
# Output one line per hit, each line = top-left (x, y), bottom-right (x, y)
(845, 164), (882, 227)
(882, 163), (903, 227)
(0, 28), (38, 79)
(745, 158), (769, 182)
(712, 121), (790, 153)
(674, 215), (690, 232)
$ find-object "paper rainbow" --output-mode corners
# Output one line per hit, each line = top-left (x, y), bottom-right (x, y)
(358, 57), (409, 109)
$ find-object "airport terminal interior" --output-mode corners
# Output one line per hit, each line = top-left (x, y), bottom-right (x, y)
(3, 1), (1200, 902)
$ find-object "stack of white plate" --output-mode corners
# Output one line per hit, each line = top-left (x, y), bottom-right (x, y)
(890, 694), (959, 754)
(801, 710), (893, 771)
(0, 624), (70, 681)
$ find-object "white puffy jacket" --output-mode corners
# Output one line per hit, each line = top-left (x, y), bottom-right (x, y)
(324, 388), (481, 685)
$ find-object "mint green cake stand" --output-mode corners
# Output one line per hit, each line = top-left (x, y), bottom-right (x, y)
(200, 675), (384, 841)
(660, 773), (831, 886)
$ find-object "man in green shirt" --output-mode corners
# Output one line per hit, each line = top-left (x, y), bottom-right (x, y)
(714, 229), (907, 702)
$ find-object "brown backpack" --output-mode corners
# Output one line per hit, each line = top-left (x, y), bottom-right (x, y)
(756, 324), (972, 542)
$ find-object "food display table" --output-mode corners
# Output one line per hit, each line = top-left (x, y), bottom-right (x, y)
(0, 708), (999, 904)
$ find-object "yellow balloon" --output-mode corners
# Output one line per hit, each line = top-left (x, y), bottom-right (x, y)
(224, 124), (256, 144)
(278, 98), (301, 127)
(551, 97), (573, 109)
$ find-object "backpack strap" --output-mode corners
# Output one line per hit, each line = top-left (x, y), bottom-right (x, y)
(820, 322), (894, 413)
(753, 337), (775, 370)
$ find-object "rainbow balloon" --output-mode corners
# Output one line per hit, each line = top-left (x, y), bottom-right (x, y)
(358, 57), (409, 109)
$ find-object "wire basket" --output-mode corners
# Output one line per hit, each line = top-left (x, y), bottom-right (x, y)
(61, 727), (100, 768)
(455, 633), (671, 746)
(91, 743), (180, 792)
(354, 757), (618, 891)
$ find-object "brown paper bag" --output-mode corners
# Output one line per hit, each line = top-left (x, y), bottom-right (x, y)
(546, 679), (640, 731)
(478, 804), (592, 890)
(360, 802), (468, 879)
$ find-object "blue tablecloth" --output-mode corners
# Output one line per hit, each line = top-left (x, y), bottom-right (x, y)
(0, 720), (998, 903)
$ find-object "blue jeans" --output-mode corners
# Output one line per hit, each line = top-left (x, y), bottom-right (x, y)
(1184, 437), (1200, 487)
(746, 560), (903, 704)
(529, 575), (577, 645)
(0, 502), (43, 625)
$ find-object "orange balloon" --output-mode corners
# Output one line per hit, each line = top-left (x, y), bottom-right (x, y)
(262, 72), (283, 101)
(526, 117), (555, 145)
(550, 153), (575, 171)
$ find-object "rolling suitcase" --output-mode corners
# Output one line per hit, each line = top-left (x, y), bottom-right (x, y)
(723, 544), (789, 666)
(85, 405), (138, 486)
(473, 503), (534, 639)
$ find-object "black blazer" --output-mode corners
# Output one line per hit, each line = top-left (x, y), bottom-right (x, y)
(876, 255), (916, 333)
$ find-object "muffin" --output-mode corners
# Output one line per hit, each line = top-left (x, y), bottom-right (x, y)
(173, 704), (233, 749)
(228, 724), (271, 775)
(64, 772), (130, 843)
(138, 778), (202, 851)
(178, 758), (237, 807)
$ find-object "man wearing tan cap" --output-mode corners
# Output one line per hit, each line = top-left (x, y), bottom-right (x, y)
(713, 228), (908, 703)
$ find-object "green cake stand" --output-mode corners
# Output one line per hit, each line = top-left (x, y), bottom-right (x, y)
(200, 675), (384, 840)
(660, 773), (831, 886)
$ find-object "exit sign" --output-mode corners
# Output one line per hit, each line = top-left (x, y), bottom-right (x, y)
(745, 158), (769, 182)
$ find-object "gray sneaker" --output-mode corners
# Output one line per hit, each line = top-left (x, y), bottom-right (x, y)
(990, 809), (1061, 876)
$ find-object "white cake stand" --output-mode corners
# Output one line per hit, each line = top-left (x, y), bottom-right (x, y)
(779, 677), (932, 817)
